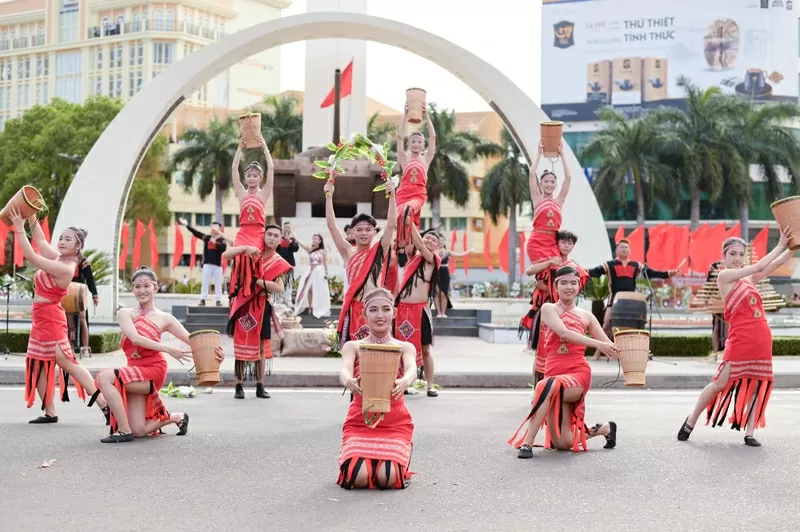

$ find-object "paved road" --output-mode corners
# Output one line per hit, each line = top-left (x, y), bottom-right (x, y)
(0, 388), (798, 531)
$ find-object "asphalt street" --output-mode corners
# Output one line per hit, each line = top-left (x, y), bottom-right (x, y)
(0, 388), (798, 532)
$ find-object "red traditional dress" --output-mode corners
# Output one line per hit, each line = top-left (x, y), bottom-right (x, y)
(509, 308), (592, 452)
(229, 193), (266, 302)
(228, 252), (293, 372)
(95, 314), (170, 435)
(338, 346), (415, 489)
(25, 267), (87, 409)
(336, 242), (385, 347)
(525, 198), (561, 265)
(394, 253), (441, 369)
(705, 279), (774, 430)
(395, 158), (428, 244)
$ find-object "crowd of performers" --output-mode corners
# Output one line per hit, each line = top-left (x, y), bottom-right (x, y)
(10, 109), (788, 486)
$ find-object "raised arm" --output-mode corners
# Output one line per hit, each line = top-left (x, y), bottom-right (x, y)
(752, 249), (794, 284)
(448, 248), (475, 258)
(555, 142), (572, 205)
(323, 181), (352, 261)
(222, 245), (258, 260)
(423, 107), (437, 165)
(587, 263), (608, 278)
(82, 261), (98, 298)
(379, 180), (397, 255)
(295, 238), (312, 253)
(409, 224), (435, 264)
(29, 217), (59, 260)
(397, 106), (408, 168)
(529, 142), (543, 203)
(10, 211), (73, 283)
(526, 257), (561, 277)
(232, 139), (246, 199)
(259, 138), (274, 204)
(718, 228), (789, 287)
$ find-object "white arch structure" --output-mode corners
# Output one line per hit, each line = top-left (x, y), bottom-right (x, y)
(54, 12), (610, 318)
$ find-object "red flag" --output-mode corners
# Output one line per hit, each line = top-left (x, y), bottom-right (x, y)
(40, 217), (51, 243)
(189, 235), (198, 271)
(321, 59), (353, 108)
(462, 231), (469, 276)
(645, 223), (671, 269)
(627, 226), (645, 263)
(172, 222), (184, 269)
(498, 228), (510, 273)
(673, 226), (691, 273)
(519, 232), (525, 278)
(449, 231), (457, 274)
(483, 231), (493, 272)
(0, 224), (7, 265)
(726, 223), (741, 238)
(147, 219), (159, 269)
(692, 223), (727, 273)
(13, 232), (23, 267)
(119, 222), (130, 269)
(751, 224), (769, 262)
(132, 220), (146, 270)
(614, 226), (625, 244)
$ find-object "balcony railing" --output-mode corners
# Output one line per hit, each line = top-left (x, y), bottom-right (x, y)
(87, 19), (225, 41)
(0, 35), (45, 54)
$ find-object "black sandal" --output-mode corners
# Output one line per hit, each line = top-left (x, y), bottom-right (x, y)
(517, 444), (533, 459)
(101, 406), (110, 426)
(677, 417), (694, 441)
(604, 421), (617, 449)
(100, 431), (134, 443)
(744, 435), (761, 447)
(177, 413), (189, 436)
(29, 415), (58, 424)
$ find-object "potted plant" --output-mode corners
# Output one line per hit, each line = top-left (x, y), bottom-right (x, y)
(582, 276), (609, 326)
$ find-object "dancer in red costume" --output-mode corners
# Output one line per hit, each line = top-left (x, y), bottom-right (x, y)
(677, 232), (792, 447)
(395, 226), (441, 397)
(229, 135), (274, 303)
(509, 266), (619, 458)
(223, 224), (293, 400)
(338, 287), (418, 490)
(525, 141), (572, 267)
(92, 267), (225, 443)
(8, 207), (108, 424)
(324, 179), (396, 346)
(394, 103), (436, 267)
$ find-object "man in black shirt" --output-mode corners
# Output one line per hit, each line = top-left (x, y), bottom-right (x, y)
(277, 222), (299, 304)
(178, 217), (231, 306)
(588, 238), (679, 339)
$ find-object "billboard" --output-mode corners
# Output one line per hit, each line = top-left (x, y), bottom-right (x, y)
(541, 0), (798, 122)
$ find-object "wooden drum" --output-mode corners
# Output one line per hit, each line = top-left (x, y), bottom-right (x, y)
(770, 196), (800, 250)
(614, 329), (650, 387)
(189, 329), (221, 387)
(611, 291), (647, 333)
(0, 185), (46, 227)
(406, 88), (427, 124)
(62, 283), (90, 314)
(359, 343), (402, 429)
(540, 121), (563, 158)
(239, 112), (262, 149)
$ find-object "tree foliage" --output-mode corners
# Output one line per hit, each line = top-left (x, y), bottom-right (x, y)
(259, 95), (303, 159)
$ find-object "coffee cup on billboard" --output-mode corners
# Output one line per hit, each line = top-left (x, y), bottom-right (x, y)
(588, 81), (601, 91)
(616, 79), (634, 91)
(735, 68), (772, 96)
(649, 78), (664, 89)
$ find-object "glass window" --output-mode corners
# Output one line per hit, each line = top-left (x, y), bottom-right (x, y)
(175, 212), (192, 224)
(223, 214), (233, 228)
(195, 213), (212, 226)
(449, 218), (467, 231)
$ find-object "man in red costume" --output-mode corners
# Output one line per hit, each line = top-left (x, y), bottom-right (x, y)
(324, 179), (396, 346)
(395, 225), (441, 397)
(223, 224), (292, 400)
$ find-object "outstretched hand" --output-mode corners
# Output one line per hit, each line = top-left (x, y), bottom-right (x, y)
(324, 181), (335, 197)
(167, 346), (192, 365)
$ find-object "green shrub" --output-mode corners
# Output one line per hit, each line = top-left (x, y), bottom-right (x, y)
(588, 335), (800, 357)
(2, 329), (122, 354)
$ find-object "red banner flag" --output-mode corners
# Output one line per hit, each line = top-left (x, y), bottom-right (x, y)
(692, 223), (727, 273)
(189, 234), (198, 271)
(483, 230), (493, 272)
(614, 226), (625, 245)
(449, 231), (457, 274)
(132, 220), (146, 270)
(498, 228), (510, 273)
(321, 59), (354, 108)
(519, 232), (525, 278)
(172, 222), (184, 269)
(148, 219), (159, 269)
(674, 226), (691, 274)
(751, 224), (769, 261)
(119, 222), (130, 269)
(462, 231), (469, 276)
(220, 226), (227, 274)
(726, 222), (741, 238)
(0, 224), (7, 265)
(13, 232), (23, 267)
(627, 225), (645, 263)
(645, 223), (671, 270)
(41, 217), (51, 243)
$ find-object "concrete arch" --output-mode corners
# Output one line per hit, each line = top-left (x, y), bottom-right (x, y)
(54, 12), (610, 318)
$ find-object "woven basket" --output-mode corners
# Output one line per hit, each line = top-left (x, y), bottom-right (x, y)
(189, 329), (221, 387)
(359, 343), (401, 427)
(540, 121), (563, 158)
(239, 112), (262, 149)
(614, 329), (650, 387)
(62, 283), (90, 314)
(0, 185), (46, 227)
(770, 196), (800, 250)
(406, 88), (427, 124)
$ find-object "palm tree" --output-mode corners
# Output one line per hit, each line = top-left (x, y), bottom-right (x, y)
(650, 77), (747, 230)
(479, 127), (530, 285)
(169, 117), (238, 223)
(420, 103), (502, 229)
(259, 95), (302, 159)
(367, 111), (398, 159)
(582, 107), (678, 225)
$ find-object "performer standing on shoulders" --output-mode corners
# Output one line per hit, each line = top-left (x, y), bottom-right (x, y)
(8, 208), (108, 423)
(277, 222), (299, 305)
(509, 266), (619, 458)
(228, 135), (274, 304)
(223, 224), (292, 400)
(293, 234), (331, 318)
(178, 217), (230, 307)
(395, 104), (436, 267)
(395, 226), (441, 397)
(706, 260), (728, 359)
(92, 267), (225, 443)
(678, 232), (791, 447)
(325, 179), (396, 346)
(338, 287), (417, 490)
(525, 141), (571, 267)
(67, 250), (99, 358)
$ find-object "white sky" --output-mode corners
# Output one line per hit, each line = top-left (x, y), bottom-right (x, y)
(279, 0), (541, 112)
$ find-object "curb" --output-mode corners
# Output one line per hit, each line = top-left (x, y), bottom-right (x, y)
(1, 369), (800, 390)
